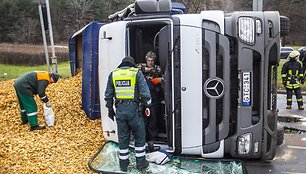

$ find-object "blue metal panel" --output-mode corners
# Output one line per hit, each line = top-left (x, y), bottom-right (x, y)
(171, 2), (187, 14)
(81, 21), (104, 120)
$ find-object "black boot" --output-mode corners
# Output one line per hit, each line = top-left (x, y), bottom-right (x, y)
(119, 159), (129, 172)
(136, 159), (149, 170)
(30, 125), (46, 131)
(21, 120), (28, 125)
(147, 141), (155, 152)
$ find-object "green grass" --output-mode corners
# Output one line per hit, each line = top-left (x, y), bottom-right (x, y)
(0, 61), (71, 81)
(277, 60), (285, 90)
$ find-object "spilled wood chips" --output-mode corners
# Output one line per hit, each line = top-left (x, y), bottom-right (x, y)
(0, 73), (105, 173)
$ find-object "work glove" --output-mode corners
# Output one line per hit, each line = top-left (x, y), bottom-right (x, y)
(151, 77), (164, 85)
(151, 78), (161, 85)
(45, 101), (52, 108)
(108, 108), (115, 121)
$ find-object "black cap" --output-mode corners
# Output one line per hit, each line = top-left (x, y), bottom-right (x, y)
(122, 56), (136, 66)
(50, 73), (60, 83)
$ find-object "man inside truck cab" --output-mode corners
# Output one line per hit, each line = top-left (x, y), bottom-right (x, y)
(13, 71), (60, 131)
(104, 56), (152, 171)
(141, 51), (164, 144)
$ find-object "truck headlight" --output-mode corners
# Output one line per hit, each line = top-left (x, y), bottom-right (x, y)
(238, 17), (255, 45)
(237, 133), (252, 155)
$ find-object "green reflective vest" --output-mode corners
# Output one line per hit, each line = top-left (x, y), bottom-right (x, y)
(112, 67), (138, 99)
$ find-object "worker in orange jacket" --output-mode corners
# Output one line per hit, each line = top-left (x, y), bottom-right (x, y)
(13, 71), (60, 131)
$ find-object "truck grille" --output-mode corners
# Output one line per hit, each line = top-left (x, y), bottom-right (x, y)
(202, 30), (230, 145)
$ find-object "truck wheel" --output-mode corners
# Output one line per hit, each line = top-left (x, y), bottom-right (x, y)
(280, 16), (290, 37)
(277, 124), (284, 145)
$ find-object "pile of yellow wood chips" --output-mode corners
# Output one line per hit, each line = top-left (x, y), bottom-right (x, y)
(0, 73), (105, 173)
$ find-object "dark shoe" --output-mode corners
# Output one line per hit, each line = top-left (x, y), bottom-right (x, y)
(120, 165), (127, 172)
(21, 120), (28, 125)
(146, 141), (160, 152)
(30, 125), (46, 131)
(136, 159), (149, 170)
(148, 141), (154, 152)
(119, 159), (129, 172)
(298, 106), (304, 110)
(286, 105), (292, 109)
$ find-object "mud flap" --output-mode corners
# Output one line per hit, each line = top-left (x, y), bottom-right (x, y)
(88, 141), (247, 174)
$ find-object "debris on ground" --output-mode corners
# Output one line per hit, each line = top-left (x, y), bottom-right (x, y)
(0, 73), (104, 173)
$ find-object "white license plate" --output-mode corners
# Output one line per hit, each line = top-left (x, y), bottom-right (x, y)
(242, 72), (251, 106)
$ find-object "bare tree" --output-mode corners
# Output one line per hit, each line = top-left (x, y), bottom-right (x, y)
(8, 18), (38, 44)
(265, 0), (306, 45)
(69, 0), (94, 29)
(176, 0), (212, 13)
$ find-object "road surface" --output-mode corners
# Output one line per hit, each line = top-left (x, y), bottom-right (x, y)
(244, 94), (306, 174)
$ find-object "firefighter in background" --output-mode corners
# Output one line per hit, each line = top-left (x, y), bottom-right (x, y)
(140, 51), (164, 144)
(13, 71), (60, 131)
(104, 56), (151, 172)
(281, 50), (304, 110)
(298, 48), (306, 81)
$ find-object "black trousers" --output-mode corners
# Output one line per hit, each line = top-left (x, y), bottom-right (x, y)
(144, 104), (160, 141)
(286, 87), (303, 106)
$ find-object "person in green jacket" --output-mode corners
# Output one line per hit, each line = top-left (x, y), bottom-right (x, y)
(13, 71), (60, 131)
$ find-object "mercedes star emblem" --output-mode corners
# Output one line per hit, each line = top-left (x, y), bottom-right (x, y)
(204, 77), (225, 99)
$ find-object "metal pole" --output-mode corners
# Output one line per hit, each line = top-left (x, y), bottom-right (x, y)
(45, 0), (58, 73)
(38, 3), (50, 72)
(253, 0), (263, 11)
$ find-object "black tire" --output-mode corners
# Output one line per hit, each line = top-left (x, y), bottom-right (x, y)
(280, 16), (290, 37)
(277, 124), (284, 145)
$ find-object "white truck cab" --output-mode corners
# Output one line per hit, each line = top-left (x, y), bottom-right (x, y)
(98, 0), (288, 160)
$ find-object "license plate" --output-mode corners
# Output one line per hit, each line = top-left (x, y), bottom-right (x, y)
(242, 72), (251, 106)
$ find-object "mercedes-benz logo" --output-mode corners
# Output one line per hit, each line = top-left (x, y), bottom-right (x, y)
(204, 77), (225, 99)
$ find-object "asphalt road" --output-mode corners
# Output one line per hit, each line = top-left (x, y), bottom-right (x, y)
(244, 94), (306, 174)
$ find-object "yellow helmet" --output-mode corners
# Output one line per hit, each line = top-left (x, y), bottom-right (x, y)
(288, 50), (300, 59)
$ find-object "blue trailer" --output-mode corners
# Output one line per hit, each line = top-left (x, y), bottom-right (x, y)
(69, 21), (104, 120)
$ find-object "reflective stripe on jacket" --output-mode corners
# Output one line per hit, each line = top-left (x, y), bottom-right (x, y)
(112, 67), (138, 99)
(281, 60), (303, 89)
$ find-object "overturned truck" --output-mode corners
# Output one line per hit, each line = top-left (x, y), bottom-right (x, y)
(89, 0), (289, 162)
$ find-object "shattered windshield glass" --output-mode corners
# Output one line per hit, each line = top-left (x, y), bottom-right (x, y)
(89, 141), (245, 174)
